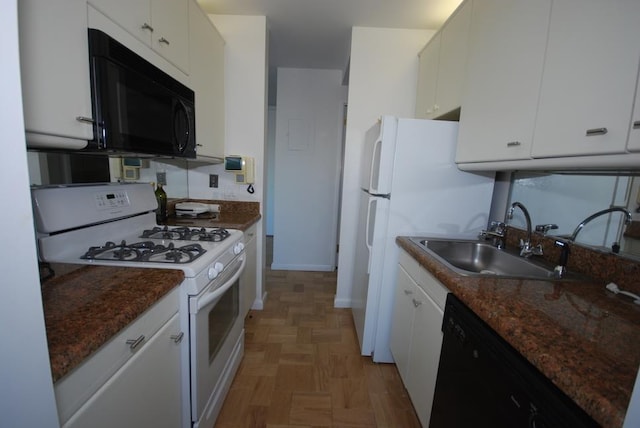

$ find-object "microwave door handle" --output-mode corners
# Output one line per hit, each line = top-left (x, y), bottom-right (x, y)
(195, 256), (246, 312)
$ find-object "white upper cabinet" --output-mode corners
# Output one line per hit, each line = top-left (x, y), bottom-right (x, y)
(433, 0), (472, 118)
(415, 1), (472, 120)
(188, 2), (225, 160)
(628, 74), (640, 152)
(88, 0), (189, 73)
(19, 0), (94, 149)
(415, 33), (440, 119)
(455, 0), (552, 163)
(531, 0), (640, 158)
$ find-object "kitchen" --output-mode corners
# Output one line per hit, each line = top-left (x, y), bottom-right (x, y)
(3, 1), (640, 428)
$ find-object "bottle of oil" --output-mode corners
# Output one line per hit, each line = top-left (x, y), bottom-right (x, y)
(155, 183), (167, 223)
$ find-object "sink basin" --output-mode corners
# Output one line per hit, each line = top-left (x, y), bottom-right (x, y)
(410, 237), (579, 281)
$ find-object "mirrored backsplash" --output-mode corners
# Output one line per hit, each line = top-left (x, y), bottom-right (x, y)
(507, 172), (640, 260)
(27, 152), (189, 199)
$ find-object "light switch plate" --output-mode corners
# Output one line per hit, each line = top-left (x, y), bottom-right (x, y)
(156, 172), (167, 185)
(209, 174), (219, 188)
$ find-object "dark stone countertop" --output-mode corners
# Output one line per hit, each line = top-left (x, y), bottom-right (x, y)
(164, 199), (261, 231)
(396, 236), (640, 428)
(41, 264), (184, 382)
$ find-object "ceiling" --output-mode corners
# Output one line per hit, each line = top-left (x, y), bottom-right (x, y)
(197, 0), (463, 72)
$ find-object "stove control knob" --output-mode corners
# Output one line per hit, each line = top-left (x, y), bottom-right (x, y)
(208, 262), (224, 280)
(233, 242), (245, 255)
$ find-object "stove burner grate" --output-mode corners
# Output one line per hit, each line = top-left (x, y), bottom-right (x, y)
(81, 240), (207, 264)
(140, 226), (230, 242)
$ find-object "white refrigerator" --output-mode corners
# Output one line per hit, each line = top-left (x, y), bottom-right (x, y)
(351, 116), (495, 363)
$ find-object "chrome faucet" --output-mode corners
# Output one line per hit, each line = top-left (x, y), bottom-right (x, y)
(569, 206), (633, 242)
(479, 221), (506, 249)
(507, 201), (543, 257)
(553, 206), (632, 278)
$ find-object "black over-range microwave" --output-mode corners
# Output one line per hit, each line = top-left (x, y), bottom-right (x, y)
(87, 29), (196, 158)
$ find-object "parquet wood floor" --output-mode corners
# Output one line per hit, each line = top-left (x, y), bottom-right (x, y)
(213, 265), (421, 428)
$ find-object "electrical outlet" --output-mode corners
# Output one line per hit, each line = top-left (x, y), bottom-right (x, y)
(209, 174), (219, 188)
(156, 172), (167, 185)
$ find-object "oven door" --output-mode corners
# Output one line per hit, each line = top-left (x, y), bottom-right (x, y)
(189, 254), (246, 425)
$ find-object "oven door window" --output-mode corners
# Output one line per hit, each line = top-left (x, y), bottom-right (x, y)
(208, 280), (239, 363)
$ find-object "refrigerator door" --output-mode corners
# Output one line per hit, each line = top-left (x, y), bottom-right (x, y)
(361, 116), (397, 195)
(351, 189), (390, 356)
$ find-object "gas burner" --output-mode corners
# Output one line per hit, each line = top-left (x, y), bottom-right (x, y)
(81, 240), (207, 264)
(140, 226), (230, 242)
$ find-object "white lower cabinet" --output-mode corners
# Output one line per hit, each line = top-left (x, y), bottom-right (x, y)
(63, 313), (183, 428)
(241, 223), (258, 317)
(390, 249), (448, 427)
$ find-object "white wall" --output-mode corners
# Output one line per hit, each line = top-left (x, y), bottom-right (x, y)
(189, 14), (268, 308)
(335, 27), (434, 307)
(266, 106), (276, 235)
(272, 68), (346, 271)
(1, 1), (59, 426)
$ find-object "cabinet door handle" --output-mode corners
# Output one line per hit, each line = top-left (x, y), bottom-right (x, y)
(506, 141), (521, 147)
(141, 22), (154, 32)
(158, 37), (170, 45)
(586, 127), (608, 136)
(170, 332), (184, 344)
(412, 299), (422, 308)
(633, 121), (640, 129)
(403, 289), (413, 295)
(126, 335), (145, 351)
(76, 116), (95, 124)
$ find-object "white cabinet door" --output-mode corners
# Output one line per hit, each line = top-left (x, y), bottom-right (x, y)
(19, 0), (94, 149)
(88, 0), (189, 72)
(189, 2), (225, 160)
(151, 0), (189, 72)
(391, 249), (448, 428)
(456, 0), (551, 163)
(241, 223), (258, 317)
(415, 33), (440, 119)
(389, 264), (416, 383)
(87, 0), (152, 45)
(628, 75), (640, 152)
(63, 314), (183, 428)
(435, 0), (472, 118)
(405, 285), (443, 428)
(532, 0), (640, 158)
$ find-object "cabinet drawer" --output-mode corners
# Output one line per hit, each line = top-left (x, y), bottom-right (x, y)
(398, 249), (449, 309)
(55, 287), (179, 424)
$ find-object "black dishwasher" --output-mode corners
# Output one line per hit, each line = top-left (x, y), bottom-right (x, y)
(429, 294), (598, 428)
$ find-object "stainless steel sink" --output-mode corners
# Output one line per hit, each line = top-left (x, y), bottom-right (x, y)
(410, 237), (580, 281)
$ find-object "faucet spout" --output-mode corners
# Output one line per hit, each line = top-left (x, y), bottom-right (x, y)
(507, 201), (542, 257)
(569, 207), (632, 242)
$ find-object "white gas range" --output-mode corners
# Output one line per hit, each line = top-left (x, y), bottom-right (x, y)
(32, 182), (245, 428)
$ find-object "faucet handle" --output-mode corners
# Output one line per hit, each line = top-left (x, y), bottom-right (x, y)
(535, 224), (558, 235)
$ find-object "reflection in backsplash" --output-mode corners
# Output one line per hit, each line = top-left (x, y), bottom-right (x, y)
(27, 152), (190, 198)
(26, 152), (256, 203)
(507, 172), (640, 260)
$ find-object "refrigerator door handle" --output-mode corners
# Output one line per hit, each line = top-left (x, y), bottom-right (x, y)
(365, 197), (375, 274)
(369, 138), (382, 194)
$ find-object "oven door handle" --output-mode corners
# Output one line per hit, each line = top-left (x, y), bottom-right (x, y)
(195, 255), (246, 312)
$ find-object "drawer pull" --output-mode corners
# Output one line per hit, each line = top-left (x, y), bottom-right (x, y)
(141, 22), (154, 32)
(506, 141), (521, 147)
(170, 332), (184, 344)
(412, 299), (422, 308)
(158, 37), (170, 45)
(75, 116), (95, 124)
(586, 127), (608, 136)
(633, 121), (640, 129)
(126, 335), (145, 351)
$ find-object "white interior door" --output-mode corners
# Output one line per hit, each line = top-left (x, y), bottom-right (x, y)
(272, 68), (346, 271)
